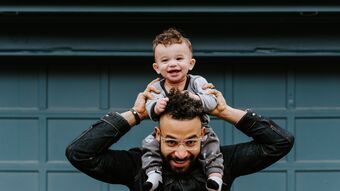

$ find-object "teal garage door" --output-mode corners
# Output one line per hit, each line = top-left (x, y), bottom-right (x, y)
(0, 61), (339, 191)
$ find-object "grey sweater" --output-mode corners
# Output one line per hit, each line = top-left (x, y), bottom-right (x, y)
(146, 74), (217, 124)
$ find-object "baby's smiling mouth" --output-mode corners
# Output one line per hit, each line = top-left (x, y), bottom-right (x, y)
(168, 69), (181, 73)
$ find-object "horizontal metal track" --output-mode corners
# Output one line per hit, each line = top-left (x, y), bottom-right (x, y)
(1, 50), (340, 57)
(1, 5), (340, 13)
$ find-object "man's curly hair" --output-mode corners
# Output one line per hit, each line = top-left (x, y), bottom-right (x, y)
(164, 89), (204, 122)
(152, 28), (193, 54)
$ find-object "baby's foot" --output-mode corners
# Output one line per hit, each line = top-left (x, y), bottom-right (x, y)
(206, 176), (222, 191)
(143, 170), (162, 191)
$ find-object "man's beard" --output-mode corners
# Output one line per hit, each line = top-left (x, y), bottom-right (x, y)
(164, 154), (196, 174)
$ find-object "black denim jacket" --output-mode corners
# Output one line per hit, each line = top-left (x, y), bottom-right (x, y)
(66, 111), (294, 191)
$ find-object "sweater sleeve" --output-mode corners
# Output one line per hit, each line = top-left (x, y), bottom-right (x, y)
(146, 83), (166, 121)
(192, 76), (218, 112)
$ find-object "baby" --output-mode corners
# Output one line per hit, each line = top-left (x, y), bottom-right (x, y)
(142, 28), (224, 191)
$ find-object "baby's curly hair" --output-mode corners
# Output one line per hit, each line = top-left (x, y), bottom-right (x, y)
(164, 88), (204, 122)
(152, 28), (192, 54)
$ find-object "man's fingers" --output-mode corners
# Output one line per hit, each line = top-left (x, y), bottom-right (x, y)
(148, 85), (161, 94)
(142, 84), (155, 99)
(202, 83), (215, 90)
(146, 78), (160, 93)
(144, 86), (160, 99)
(206, 89), (221, 97)
(137, 92), (146, 101)
(147, 78), (161, 88)
(143, 91), (154, 100)
(143, 78), (161, 98)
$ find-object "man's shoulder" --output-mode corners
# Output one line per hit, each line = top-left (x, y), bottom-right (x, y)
(128, 147), (143, 154)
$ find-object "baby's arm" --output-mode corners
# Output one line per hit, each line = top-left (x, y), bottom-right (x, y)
(193, 76), (218, 112)
(154, 97), (169, 115)
(146, 89), (166, 121)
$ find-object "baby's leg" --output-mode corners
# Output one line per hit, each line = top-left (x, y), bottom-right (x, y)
(200, 127), (224, 191)
(142, 134), (163, 191)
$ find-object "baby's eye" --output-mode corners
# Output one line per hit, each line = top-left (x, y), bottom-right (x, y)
(177, 57), (183, 60)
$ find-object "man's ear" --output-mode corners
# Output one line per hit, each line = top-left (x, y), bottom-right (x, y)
(200, 126), (206, 138)
(153, 63), (160, 74)
(155, 126), (161, 142)
(189, 58), (196, 71)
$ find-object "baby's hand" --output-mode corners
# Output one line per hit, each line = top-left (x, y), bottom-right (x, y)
(154, 97), (169, 115)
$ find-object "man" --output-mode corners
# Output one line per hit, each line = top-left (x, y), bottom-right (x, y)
(66, 80), (294, 191)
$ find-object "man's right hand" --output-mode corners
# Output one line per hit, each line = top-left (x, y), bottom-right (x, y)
(133, 78), (161, 120)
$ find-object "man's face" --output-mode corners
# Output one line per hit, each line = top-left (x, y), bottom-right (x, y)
(155, 114), (205, 173)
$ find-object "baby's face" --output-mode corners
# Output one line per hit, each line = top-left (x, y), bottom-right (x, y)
(153, 42), (195, 84)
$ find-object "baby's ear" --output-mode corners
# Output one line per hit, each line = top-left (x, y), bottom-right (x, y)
(153, 63), (160, 74)
(189, 58), (196, 70)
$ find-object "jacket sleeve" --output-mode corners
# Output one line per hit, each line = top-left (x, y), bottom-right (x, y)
(222, 111), (294, 181)
(65, 112), (141, 186)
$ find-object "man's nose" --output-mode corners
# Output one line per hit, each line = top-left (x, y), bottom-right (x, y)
(174, 145), (188, 159)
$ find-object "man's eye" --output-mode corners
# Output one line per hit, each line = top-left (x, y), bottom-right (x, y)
(185, 140), (198, 147)
(165, 140), (178, 147)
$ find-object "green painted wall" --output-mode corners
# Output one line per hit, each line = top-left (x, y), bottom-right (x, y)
(1, 2), (340, 191)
